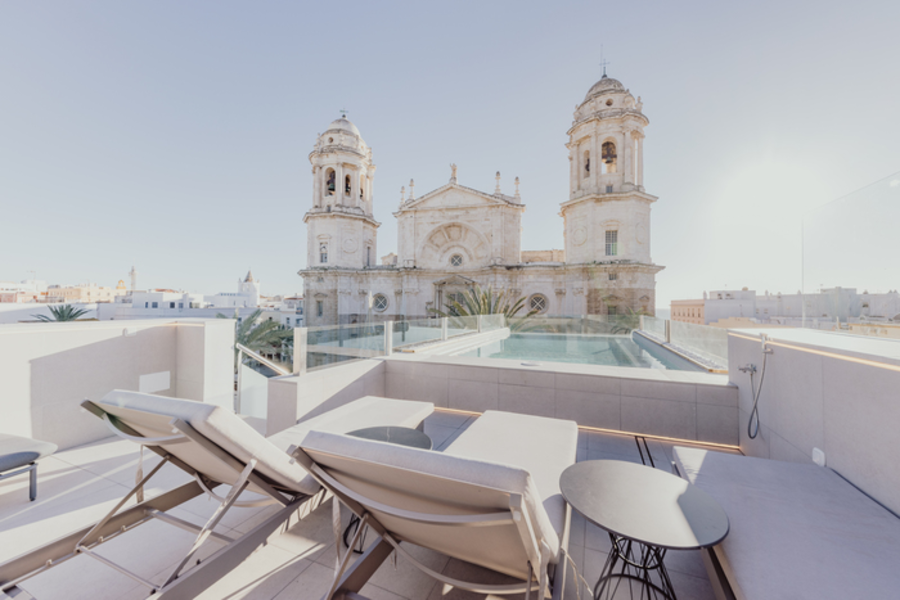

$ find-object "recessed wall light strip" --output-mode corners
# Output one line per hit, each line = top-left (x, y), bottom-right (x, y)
(727, 333), (900, 373)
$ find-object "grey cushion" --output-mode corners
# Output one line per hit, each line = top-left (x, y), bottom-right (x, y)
(0, 434), (57, 472)
(673, 446), (900, 600)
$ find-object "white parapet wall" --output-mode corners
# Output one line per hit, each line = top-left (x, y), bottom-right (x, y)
(0, 318), (235, 450)
(728, 327), (900, 516)
(267, 352), (738, 445)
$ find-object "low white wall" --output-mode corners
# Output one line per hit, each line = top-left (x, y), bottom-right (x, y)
(267, 360), (385, 436)
(728, 328), (900, 515)
(383, 355), (738, 444)
(0, 319), (234, 450)
(266, 353), (739, 444)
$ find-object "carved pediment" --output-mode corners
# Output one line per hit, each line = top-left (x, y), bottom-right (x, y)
(400, 183), (519, 211)
(433, 274), (477, 287)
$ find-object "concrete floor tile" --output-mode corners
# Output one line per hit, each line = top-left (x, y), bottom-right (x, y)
(368, 543), (449, 599)
(425, 558), (526, 600)
(193, 545), (314, 600)
(272, 561), (339, 600)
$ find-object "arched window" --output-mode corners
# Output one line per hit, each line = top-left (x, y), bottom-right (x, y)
(344, 175), (351, 195)
(583, 151), (590, 177)
(602, 142), (617, 174)
(320, 244), (328, 264)
(326, 169), (336, 195)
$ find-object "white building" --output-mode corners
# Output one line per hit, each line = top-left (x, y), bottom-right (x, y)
(98, 271), (265, 320)
(672, 287), (900, 327)
(301, 74), (664, 325)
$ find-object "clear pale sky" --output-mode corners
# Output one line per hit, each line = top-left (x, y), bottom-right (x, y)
(2, 1), (898, 307)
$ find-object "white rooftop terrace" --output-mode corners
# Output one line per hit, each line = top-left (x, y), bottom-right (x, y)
(1, 317), (898, 599)
(0, 410), (731, 600)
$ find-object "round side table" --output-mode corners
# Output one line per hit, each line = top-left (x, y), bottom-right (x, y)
(560, 460), (729, 600)
(342, 425), (433, 553)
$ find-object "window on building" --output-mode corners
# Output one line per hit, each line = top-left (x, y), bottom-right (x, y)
(605, 230), (618, 256)
(529, 294), (548, 314)
(450, 254), (463, 267)
(320, 243), (328, 264)
(316, 301), (323, 317)
(344, 175), (351, 195)
(152, 302), (158, 308)
(608, 305), (618, 316)
(606, 185), (613, 193)
(178, 302), (183, 309)
(359, 175), (365, 199)
(447, 291), (465, 306)
(144, 302), (148, 308)
(326, 169), (335, 195)
(609, 272), (617, 281)
(169, 302), (175, 308)
(366, 246), (371, 267)
(286, 317), (291, 326)
(372, 294), (388, 312)
(583, 151), (590, 177)
(601, 141), (617, 173)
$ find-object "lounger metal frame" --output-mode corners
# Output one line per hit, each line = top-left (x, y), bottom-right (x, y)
(0, 400), (318, 600)
(0, 462), (39, 502)
(290, 445), (571, 600)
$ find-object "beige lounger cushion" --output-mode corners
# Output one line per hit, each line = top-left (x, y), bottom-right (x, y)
(268, 396), (434, 493)
(673, 446), (900, 600)
(99, 390), (312, 495)
(300, 429), (562, 581)
(442, 410), (578, 546)
(99, 391), (434, 497)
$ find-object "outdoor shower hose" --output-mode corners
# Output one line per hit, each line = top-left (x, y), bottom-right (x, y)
(747, 342), (770, 439)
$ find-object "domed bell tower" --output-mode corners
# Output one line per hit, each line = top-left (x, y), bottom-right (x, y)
(561, 74), (663, 315)
(305, 115), (380, 270)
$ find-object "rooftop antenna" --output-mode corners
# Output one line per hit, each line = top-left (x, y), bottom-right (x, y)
(599, 45), (610, 78)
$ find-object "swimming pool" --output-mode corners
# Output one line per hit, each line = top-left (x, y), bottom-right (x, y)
(461, 333), (705, 371)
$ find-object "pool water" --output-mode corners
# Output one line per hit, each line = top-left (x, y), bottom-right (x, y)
(462, 333), (703, 371)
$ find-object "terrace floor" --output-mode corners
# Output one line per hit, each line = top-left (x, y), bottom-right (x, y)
(0, 410), (740, 600)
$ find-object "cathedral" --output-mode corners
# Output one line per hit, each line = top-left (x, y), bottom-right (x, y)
(300, 74), (664, 325)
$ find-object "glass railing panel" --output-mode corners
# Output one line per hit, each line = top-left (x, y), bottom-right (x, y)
(641, 316), (667, 340)
(668, 319), (728, 366)
(305, 322), (386, 369)
(446, 314), (479, 338)
(393, 318), (442, 348)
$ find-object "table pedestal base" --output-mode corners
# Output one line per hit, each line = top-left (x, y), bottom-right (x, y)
(594, 534), (676, 600)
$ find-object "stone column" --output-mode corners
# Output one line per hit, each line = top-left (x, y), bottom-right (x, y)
(637, 136), (644, 188)
(568, 149), (576, 196)
(312, 166), (321, 207)
(336, 164), (344, 206)
(622, 132), (633, 186)
(591, 130), (600, 192)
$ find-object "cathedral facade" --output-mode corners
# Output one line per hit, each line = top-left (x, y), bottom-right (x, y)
(300, 74), (664, 326)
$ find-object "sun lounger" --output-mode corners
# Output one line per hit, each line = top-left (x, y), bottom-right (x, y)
(0, 434), (57, 502)
(293, 410), (578, 600)
(0, 390), (433, 600)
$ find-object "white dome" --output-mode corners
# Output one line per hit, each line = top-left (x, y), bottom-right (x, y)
(325, 117), (360, 137)
(584, 75), (625, 102)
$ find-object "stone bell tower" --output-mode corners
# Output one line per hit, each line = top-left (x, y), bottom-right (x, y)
(305, 115), (380, 270)
(560, 74), (663, 315)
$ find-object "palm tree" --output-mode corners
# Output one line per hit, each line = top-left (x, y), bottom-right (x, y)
(33, 304), (90, 322)
(609, 306), (648, 334)
(217, 309), (292, 365)
(429, 285), (539, 331)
